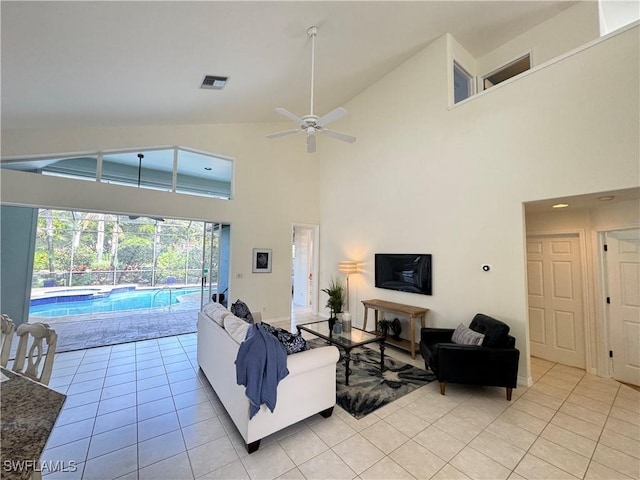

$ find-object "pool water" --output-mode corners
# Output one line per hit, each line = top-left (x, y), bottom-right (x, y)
(30, 287), (201, 318)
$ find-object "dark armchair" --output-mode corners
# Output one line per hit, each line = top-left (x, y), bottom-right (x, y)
(419, 314), (520, 400)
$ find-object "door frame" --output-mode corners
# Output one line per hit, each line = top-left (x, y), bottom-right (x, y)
(594, 225), (640, 379)
(526, 228), (595, 374)
(291, 223), (320, 315)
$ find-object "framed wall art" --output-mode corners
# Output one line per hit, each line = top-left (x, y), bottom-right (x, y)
(252, 248), (272, 273)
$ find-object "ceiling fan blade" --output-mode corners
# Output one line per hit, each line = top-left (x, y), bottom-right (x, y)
(266, 129), (301, 139)
(275, 108), (304, 125)
(321, 129), (356, 144)
(306, 133), (316, 153)
(316, 107), (347, 127)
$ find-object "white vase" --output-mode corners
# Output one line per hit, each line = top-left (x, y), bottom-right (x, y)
(341, 312), (352, 332)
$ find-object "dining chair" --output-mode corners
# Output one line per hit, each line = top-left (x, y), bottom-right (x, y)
(1, 314), (15, 367)
(12, 322), (58, 385)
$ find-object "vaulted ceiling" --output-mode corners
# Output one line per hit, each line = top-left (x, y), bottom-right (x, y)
(2, 1), (574, 130)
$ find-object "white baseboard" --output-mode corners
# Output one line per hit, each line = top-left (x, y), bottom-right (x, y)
(518, 375), (533, 387)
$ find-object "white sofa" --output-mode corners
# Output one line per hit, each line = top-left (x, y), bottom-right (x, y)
(197, 302), (339, 453)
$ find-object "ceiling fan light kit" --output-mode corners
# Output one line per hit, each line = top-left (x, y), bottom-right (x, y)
(267, 26), (356, 153)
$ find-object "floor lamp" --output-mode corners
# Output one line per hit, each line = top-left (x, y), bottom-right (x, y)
(338, 260), (358, 313)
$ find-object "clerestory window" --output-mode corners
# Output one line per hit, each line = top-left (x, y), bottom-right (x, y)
(0, 147), (233, 200)
(482, 54), (531, 91)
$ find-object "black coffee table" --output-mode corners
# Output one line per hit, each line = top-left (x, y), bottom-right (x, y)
(297, 320), (385, 386)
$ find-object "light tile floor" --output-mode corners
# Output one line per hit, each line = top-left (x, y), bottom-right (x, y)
(38, 310), (639, 480)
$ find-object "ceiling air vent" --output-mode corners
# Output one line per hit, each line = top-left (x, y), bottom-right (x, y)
(200, 75), (228, 90)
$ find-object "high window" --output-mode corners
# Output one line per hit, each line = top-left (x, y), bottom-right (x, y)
(453, 61), (474, 104)
(1, 147), (233, 200)
(482, 54), (531, 91)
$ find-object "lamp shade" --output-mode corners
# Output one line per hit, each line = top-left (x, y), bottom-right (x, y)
(339, 260), (358, 275)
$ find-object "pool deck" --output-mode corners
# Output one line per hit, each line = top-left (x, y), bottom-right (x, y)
(20, 287), (203, 354)
(42, 302), (200, 352)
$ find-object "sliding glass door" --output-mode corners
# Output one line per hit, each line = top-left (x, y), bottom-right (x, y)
(200, 222), (230, 308)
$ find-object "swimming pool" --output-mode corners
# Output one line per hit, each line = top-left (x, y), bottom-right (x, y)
(30, 287), (201, 318)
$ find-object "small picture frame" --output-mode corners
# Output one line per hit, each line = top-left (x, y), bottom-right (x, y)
(252, 248), (272, 273)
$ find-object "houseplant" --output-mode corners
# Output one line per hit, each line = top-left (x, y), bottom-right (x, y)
(377, 317), (402, 340)
(376, 319), (391, 336)
(322, 276), (345, 328)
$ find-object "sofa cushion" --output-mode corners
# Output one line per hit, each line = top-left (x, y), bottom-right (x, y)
(202, 301), (223, 318)
(202, 302), (231, 327)
(452, 323), (485, 346)
(211, 307), (233, 327)
(231, 299), (254, 324)
(224, 315), (251, 343)
(469, 314), (510, 348)
(262, 323), (309, 355)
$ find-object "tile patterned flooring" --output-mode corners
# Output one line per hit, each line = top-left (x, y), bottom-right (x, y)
(38, 311), (639, 480)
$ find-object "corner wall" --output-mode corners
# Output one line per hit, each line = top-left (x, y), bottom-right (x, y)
(0, 205), (37, 325)
(316, 26), (639, 382)
(477, 1), (600, 75)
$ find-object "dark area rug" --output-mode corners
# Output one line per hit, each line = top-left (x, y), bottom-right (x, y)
(309, 339), (436, 419)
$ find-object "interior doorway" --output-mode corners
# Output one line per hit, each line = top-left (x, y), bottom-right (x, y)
(291, 224), (319, 320)
(602, 228), (640, 386)
(524, 188), (640, 383)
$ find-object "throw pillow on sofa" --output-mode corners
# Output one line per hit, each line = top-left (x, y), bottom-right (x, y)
(262, 323), (309, 355)
(451, 323), (485, 346)
(231, 299), (254, 323)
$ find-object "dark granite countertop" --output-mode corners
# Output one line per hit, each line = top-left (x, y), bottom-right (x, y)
(0, 367), (66, 480)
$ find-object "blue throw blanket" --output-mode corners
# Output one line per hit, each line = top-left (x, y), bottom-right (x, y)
(235, 323), (289, 419)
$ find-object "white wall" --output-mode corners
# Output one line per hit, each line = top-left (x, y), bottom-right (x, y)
(0, 122), (320, 320)
(599, 0), (640, 35)
(477, 1), (600, 76)
(526, 198), (640, 234)
(0, 205), (38, 325)
(447, 2), (601, 104)
(316, 26), (639, 382)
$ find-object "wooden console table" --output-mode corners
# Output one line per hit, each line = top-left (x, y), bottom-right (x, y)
(362, 299), (428, 359)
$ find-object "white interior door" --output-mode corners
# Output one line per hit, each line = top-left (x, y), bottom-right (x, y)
(527, 234), (586, 368)
(292, 227), (312, 307)
(605, 228), (640, 386)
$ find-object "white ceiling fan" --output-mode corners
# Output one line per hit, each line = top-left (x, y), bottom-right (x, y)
(267, 26), (356, 154)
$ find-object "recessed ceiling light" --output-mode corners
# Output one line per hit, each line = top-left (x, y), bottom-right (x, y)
(200, 75), (228, 90)
(552, 203), (569, 209)
(598, 195), (615, 201)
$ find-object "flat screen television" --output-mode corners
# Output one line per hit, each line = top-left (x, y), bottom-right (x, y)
(375, 253), (432, 295)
